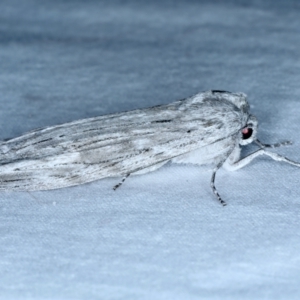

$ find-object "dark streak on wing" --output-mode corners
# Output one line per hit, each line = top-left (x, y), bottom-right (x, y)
(152, 119), (172, 123)
(212, 90), (231, 94)
(31, 138), (53, 145)
(2, 178), (24, 182)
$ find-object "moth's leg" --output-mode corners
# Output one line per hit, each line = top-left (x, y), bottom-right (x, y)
(113, 174), (130, 190)
(113, 161), (169, 190)
(224, 149), (268, 171)
(211, 163), (227, 206)
(255, 139), (292, 149)
(262, 150), (300, 168)
(224, 149), (300, 171)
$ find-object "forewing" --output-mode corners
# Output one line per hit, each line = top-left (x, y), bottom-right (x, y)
(0, 95), (246, 190)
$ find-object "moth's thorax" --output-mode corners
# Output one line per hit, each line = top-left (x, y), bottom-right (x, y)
(190, 90), (249, 113)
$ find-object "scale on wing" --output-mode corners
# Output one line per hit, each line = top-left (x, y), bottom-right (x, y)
(0, 93), (246, 190)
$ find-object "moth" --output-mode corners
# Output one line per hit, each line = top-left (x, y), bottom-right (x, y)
(0, 90), (299, 205)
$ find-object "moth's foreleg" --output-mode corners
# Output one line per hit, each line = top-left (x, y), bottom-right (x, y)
(113, 174), (130, 190)
(224, 149), (300, 171)
(263, 150), (300, 168)
(255, 139), (292, 149)
(224, 149), (266, 171)
(211, 164), (226, 206)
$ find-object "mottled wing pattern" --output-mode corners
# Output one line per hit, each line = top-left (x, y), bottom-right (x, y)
(0, 92), (247, 190)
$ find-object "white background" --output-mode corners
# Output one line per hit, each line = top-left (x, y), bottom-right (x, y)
(1, 0), (300, 299)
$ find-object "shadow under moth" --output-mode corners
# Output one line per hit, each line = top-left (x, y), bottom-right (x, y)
(0, 90), (298, 205)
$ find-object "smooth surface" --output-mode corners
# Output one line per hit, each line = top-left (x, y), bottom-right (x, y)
(1, 1), (300, 299)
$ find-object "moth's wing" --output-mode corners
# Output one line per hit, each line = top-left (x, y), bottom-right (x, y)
(0, 93), (247, 190)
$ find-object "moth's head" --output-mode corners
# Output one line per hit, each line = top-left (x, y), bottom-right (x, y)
(239, 115), (258, 146)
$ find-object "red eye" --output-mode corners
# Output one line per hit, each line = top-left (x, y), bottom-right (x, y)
(242, 128), (253, 139)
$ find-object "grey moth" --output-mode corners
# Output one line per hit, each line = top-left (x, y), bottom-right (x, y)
(0, 90), (298, 205)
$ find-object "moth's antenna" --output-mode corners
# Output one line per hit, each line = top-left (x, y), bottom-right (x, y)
(254, 139), (300, 168)
(255, 139), (292, 149)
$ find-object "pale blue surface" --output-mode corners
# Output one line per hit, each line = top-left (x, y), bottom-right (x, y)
(1, 1), (300, 299)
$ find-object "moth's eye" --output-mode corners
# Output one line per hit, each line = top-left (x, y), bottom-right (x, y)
(242, 127), (253, 140)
